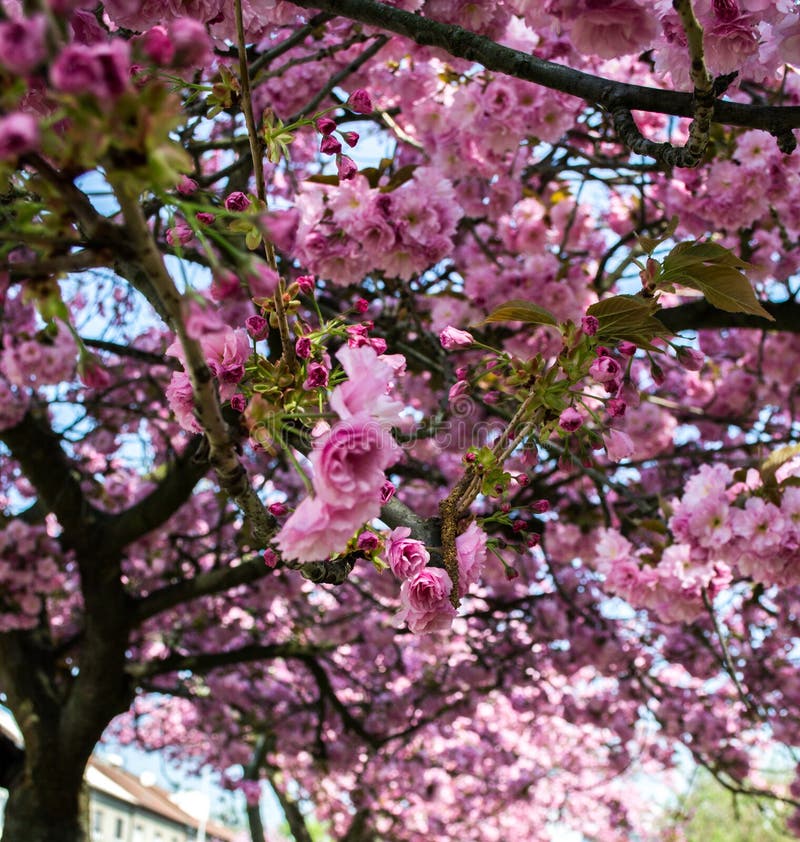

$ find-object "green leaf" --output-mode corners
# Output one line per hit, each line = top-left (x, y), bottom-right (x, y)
(658, 241), (774, 321)
(482, 299), (559, 327)
(761, 443), (800, 487)
(636, 215), (679, 255)
(679, 265), (774, 320)
(245, 228), (263, 250)
(662, 241), (748, 271)
(587, 295), (672, 348)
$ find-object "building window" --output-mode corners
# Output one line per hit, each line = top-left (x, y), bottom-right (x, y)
(133, 823), (144, 842)
(114, 817), (125, 841)
(92, 809), (103, 838)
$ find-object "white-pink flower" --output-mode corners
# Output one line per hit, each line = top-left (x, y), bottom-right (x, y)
(394, 567), (457, 634)
(310, 414), (401, 508)
(275, 495), (379, 563)
(385, 526), (429, 580)
(329, 344), (404, 427)
(456, 521), (487, 596)
(603, 429), (634, 462)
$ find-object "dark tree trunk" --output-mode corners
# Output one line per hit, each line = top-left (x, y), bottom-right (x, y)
(2, 777), (87, 842)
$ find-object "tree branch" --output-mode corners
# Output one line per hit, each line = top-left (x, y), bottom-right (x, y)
(131, 555), (270, 624)
(288, 0), (800, 142)
(104, 436), (209, 553)
(127, 642), (334, 679)
(111, 179), (276, 548)
(657, 299), (800, 333)
(0, 409), (105, 551)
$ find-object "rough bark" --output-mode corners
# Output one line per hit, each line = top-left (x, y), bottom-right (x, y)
(2, 780), (87, 842)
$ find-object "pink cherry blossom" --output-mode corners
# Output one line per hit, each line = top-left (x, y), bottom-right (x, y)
(439, 326), (475, 349)
(394, 568), (457, 634)
(385, 526), (430, 580)
(456, 521), (487, 596)
(310, 414), (400, 508)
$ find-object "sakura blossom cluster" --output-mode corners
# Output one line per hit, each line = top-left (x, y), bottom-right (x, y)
(594, 462), (800, 623)
(386, 520), (487, 633)
(290, 168), (462, 285)
(275, 345), (405, 562)
(0, 521), (67, 632)
(166, 321), (251, 432)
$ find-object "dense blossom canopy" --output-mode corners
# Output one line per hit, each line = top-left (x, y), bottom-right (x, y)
(3, 1), (800, 840)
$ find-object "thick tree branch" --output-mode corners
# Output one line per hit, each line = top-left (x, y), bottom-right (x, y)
(267, 769), (315, 842)
(379, 497), (440, 548)
(111, 180), (276, 548)
(104, 436), (209, 552)
(132, 555), (269, 624)
(300, 656), (377, 745)
(127, 642), (334, 679)
(288, 0), (800, 141)
(0, 409), (105, 551)
(657, 299), (800, 333)
(81, 338), (179, 368)
(0, 730), (24, 790)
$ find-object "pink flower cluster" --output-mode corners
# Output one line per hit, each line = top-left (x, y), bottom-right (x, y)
(293, 168), (462, 285)
(1, 326), (77, 388)
(0, 521), (67, 632)
(595, 461), (800, 622)
(0, 375), (28, 431)
(387, 520), (487, 633)
(166, 323), (251, 432)
(594, 528), (731, 624)
(276, 345), (406, 562)
(669, 463), (800, 589)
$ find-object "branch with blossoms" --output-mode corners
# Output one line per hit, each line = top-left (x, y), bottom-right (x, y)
(289, 0), (800, 161)
(111, 180), (277, 548)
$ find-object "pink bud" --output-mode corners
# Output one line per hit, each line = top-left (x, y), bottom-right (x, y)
(439, 325), (474, 350)
(0, 112), (39, 160)
(141, 26), (174, 66)
(580, 314), (599, 336)
(606, 398), (626, 418)
(320, 135), (342, 155)
(604, 429), (635, 462)
(168, 17), (211, 67)
(297, 274), (315, 294)
(347, 88), (373, 114)
(316, 117), (336, 135)
(342, 131), (359, 148)
(78, 355), (112, 390)
(229, 393), (247, 412)
(676, 346), (705, 371)
(337, 155), (358, 180)
(380, 480), (395, 504)
(263, 547), (279, 568)
(355, 298), (369, 313)
(177, 175), (198, 195)
(225, 191), (251, 212)
(245, 315), (268, 340)
(357, 531), (380, 552)
(559, 406), (585, 432)
(268, 502), (288, 516)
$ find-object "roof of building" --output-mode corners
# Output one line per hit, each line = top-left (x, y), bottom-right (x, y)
(87, 757), (241, 842)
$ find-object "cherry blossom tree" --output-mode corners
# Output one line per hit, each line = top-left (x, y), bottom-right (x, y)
(3, 1), (800, 840)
